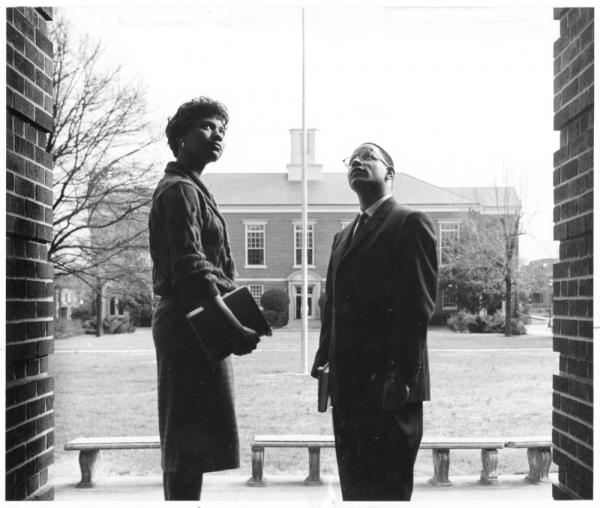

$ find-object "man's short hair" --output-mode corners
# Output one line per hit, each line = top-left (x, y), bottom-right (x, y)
(365, 142), (394, 172)
(166, 97), (229, 156)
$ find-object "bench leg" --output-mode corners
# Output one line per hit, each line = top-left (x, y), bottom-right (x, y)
(76, 450), (99, 488)
(480, 448), (498, 484)
(526, 447), (552, 483)
(429, 448), (452, 486)
(304, 447), (323, 486)
(246, 446), (266, 486)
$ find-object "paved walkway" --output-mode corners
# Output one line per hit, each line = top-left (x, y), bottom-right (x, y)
(53, 473), (556, 505)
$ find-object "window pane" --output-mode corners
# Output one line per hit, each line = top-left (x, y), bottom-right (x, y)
(246, 224), (265, 265)
(247, 284), (263, 304)
(294, 224), (314, 265)
(442, 287), (457, 309)
(440, 223), (460, 265)
(248, 249), (264, 265)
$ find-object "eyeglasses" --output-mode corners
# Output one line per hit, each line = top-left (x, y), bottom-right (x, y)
(342, 149), (386, 168)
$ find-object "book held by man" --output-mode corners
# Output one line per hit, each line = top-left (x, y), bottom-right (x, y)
(186, 286), (272, 367)
(317, 363), (330, 412)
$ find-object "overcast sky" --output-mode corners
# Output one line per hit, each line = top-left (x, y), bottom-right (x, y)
(62, 3), (560, 263)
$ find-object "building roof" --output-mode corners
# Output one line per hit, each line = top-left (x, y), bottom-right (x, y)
(202, 172), (476, 208)
(445, 186), (521, 211)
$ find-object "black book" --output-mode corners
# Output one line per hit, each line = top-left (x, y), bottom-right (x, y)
(317, 363), (330, 412)
(185, 286), (272, 367)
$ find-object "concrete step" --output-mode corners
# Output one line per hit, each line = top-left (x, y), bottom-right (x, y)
(52, 472), (557, 504)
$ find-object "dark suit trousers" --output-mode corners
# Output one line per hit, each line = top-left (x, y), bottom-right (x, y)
(332, 401), (423, 501)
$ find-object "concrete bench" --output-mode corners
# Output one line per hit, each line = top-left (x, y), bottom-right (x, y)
(504, 436), (552, 483)
(247, 434), (335, 486)
(420, 436), (506, 485)
(247, 435), (507, 486)
(65, 434), (552, 488)
(64, 436), (160, 487)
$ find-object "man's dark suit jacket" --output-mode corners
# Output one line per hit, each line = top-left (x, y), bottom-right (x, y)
(312, 197), (438, 409)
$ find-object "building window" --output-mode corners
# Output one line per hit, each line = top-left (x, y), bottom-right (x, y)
(442, 286), (457, 310)
(439, 222), (460, 265)
(245, 223), (266, 267)
(531, 292), (543, 304)
(294, 223), (314, 266)
(247, 284), (264, 305)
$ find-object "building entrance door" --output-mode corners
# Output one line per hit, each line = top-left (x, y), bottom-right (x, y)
(295, 285), (313, 319)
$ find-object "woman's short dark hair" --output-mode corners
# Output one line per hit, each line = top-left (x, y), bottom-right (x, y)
(166, 97), (229, 156)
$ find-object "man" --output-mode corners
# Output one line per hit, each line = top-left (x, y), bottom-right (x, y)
(312, 142), (438, 501)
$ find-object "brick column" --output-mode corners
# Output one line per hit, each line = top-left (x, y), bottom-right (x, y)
(551, 7), (593, 501)
(5, 7), (55, 501)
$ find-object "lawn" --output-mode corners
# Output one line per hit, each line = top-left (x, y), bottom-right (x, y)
(49, 326), (557, 480)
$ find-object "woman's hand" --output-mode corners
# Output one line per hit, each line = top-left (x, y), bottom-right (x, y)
(210, 294), (260, 355)
(232, 326), (260, 356)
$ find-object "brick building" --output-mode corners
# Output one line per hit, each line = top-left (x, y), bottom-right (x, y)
(551, 7), (594, 500)
(5, 6), (55, 501)
(203, 129), (520, 324)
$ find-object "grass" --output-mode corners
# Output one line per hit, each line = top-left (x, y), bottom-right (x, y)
(49, 326), (557, 480)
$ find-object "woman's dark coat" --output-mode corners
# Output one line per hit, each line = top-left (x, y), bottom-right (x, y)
(149, 161), (239, 474)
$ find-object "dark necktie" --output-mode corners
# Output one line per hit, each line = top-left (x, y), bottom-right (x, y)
(352, 212), (368, 241)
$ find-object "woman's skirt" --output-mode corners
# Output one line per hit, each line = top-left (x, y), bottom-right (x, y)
(152, 297), (240, 474)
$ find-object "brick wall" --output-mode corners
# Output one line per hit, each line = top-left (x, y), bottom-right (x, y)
(5, 6), (55, 501)
(552, 7), (593, 501)
(227, 211), (351, 279)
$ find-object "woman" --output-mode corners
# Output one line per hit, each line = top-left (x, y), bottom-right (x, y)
(149, 97), (259, 500)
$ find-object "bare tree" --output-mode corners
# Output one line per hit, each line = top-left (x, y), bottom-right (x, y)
(48, 16), (159, 333)
(440, 185), (524, 336)
(496, 187), (524, 336)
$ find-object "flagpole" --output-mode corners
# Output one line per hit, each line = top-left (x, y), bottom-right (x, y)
(300, 7), (309, 374)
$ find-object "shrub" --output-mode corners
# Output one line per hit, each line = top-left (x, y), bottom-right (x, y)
(83, 315), (136, 335)
(260, 289), (290, 328)
(446, 310), (476, 333)
(446, 310), (526, 335)
(262, 309), (278, 327)
(54, 318), (85, 339)
(262, 308), (289, 328)
(488, 311), (506, 331)
(105, 315), (136, 334)
(467, 314), (489, 333)
(260, 289), (289, 313)
(276, 308), (289, 327)
(120, 292), (153, 327)
(467, 313), (503, 333)
(486, 312), (527, 335)
(71, 306), (92, 322)
(509, 317), (527, 335)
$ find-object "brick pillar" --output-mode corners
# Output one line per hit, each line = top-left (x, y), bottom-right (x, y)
(6, 7), (55, 501)
(551, 7), (593, 501)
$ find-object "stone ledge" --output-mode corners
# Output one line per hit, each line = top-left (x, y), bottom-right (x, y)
(52, 473), (557, 503)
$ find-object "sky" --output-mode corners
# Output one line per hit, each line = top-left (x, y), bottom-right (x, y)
(61, 2), (561, 263)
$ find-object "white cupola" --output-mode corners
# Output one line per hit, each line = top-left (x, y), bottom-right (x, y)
(286, 128), (323, 181)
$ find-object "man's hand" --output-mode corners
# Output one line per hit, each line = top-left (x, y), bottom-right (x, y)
(232, 326), (260, 356)
(382, 369), (410, 411)
(311, 363), (325, 379)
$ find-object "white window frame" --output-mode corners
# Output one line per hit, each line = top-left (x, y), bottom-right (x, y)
(244, 221), (267, 268)
(293, 222), (315, 268)
(439, 221), (460, 266)
(247, 284), (264, 305)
